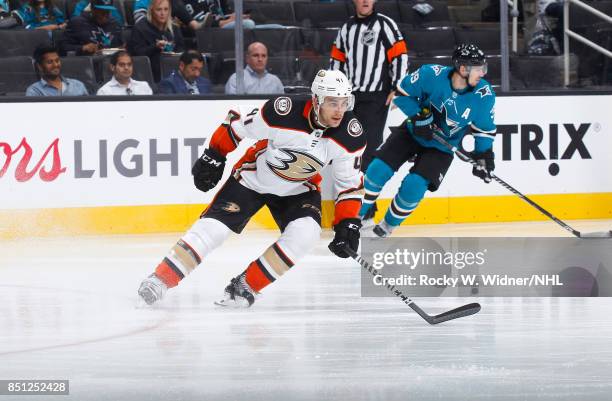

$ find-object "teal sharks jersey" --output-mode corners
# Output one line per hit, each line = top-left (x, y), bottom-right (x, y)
(394, 64), (496, 154)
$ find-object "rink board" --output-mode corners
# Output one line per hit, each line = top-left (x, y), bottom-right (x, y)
(1, 95), (611, 236)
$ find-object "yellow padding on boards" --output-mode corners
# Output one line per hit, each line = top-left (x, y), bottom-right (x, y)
(1, 193), (611, 238)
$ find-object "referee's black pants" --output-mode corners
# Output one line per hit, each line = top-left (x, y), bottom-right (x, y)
(352, 91), (391, 171)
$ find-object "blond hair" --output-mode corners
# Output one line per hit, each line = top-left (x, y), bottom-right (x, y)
(147, 0), (173, 33)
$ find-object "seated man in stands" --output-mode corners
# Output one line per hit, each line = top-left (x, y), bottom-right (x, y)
(26, 44), (89, 96)
(62, 0), (122, 56)
(225, 42), (284, 95)
(158, 50), (212, 95)
(97, 50), (153, 95)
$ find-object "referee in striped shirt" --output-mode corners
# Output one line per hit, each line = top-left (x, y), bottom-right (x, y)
(331, 0), (408, 220)
(330, 0), (408, 175)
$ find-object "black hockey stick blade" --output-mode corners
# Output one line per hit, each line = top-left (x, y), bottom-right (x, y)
(409, 302), (481, 325)
(342, 246), (481, 324)
(579, 230), (612, 239)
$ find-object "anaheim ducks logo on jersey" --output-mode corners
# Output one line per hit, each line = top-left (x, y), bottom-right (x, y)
(266, 149), (325, 182)
(221, 202), (241, 213)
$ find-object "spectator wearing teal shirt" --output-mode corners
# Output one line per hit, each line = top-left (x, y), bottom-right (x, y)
(72, 0), (124, 26)
(13, 0), (66, 30)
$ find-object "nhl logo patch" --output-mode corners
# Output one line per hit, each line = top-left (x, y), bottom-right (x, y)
(361, 30), (376, 46)
(274, 97), (292, 115)
(348, 118), (363, 137)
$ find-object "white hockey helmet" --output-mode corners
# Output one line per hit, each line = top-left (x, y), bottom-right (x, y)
(311, 69), (355, 112)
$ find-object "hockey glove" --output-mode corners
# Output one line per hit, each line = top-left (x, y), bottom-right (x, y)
(328, 218), (361, 258)
(192, 148), (226, 192)
(471, 149), (495, 183)
(412, 108), (443, 141)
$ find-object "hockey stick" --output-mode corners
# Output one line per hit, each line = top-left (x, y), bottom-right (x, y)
(431, 133), (612, 239)
(344, 246), (481, 325)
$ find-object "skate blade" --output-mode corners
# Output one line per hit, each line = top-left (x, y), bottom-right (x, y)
(361, 218), (375, 230)
(214, 298), (251, 308)
(360, 225), (383, 238)
(135, 296), (153, 309)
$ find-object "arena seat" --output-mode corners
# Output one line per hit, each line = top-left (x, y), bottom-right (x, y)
(266, 55), (300, 85)
(252, 28), (303, 56)
(245, 1), (295, 25)
(196, 28), (255, 58)
(0, 30), (52, 57)
(293, 1), (350, 28)
(398, 0), (452, 28)
(402, 28), (456, 57)
(370, 0), (401, 22)
(0, 56), (37, 96)
(60, 56), (98, 94)
(300, 28), (339, 56)
(454, 28), (501, 55)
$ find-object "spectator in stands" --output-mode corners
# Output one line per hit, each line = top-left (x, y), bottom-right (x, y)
(0, 0), (9, 13)
(158, 50), (212, 95)
(527, 0), (564, 55)
(62, 0), (122, 55)
(133, 0), (205, 32)
(97, 50), (153, 95)
(26, 44), (88, 96)
(13, 0), (66, 31)
(0, 0), (19, 28)
(193, 0), (282, 29)
(72, 0), (124, 26)
(225, 42), (284, 95)
(129, 0), (184, 81)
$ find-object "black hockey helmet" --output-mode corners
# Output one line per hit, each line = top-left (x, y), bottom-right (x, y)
(452, 43), (487, 69)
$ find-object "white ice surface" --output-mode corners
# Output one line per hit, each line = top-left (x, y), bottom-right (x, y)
(1, 220), (612, 401)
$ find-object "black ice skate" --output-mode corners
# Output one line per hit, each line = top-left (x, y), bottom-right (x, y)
(372, 220), (393, 238)
(138, 274), (167, 305)
(215, 274), (256, 308)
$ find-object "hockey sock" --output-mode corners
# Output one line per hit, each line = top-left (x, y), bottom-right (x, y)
(155, 218), (231, 288)
(360, 158), (395, 218)
(383, 173), (428, 228)
(244, 217), (320, 292)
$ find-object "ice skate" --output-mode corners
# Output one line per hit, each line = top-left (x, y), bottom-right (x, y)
(360, 202), (378, 230)
(215, 274), (256, 308)
(138, 274), (167, 305)
(372, 220), (394, 238)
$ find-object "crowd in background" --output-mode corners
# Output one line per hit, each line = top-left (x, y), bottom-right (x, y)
(1, 0), (611, 96)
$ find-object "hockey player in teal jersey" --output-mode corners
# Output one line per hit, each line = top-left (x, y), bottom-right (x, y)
(360, 43), (497, 237)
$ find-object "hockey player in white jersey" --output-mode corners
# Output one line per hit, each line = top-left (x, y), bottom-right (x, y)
(138, 70), (366, 307)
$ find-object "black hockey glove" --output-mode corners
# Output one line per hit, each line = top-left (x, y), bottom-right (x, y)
(412, 108), (436, 141)
(471, 149), (495, 183)
(328, 218), (361, 258)
(192, 148), (226, 192)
